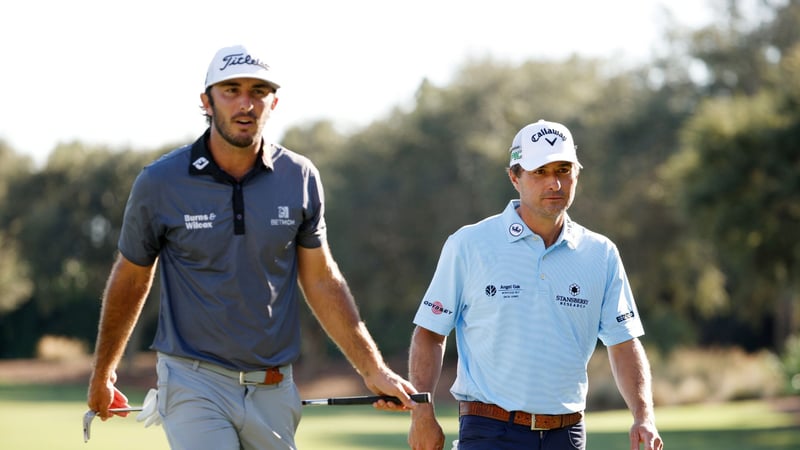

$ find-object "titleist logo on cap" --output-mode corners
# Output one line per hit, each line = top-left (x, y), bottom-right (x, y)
(217, 53), (271, 72)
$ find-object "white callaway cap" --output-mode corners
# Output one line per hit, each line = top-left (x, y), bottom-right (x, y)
(509, 119), (581, 170)
(204, 44), (280, 91)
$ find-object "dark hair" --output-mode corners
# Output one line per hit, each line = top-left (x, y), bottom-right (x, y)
(201, 86), (214, 126)
(509, 162), (581, 177)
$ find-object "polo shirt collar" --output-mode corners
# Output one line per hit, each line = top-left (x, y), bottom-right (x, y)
(502, 199), (580, 249)
(188, 128), (274, 179)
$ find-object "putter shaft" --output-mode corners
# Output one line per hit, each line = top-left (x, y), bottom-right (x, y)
(301, 392), (431, 405)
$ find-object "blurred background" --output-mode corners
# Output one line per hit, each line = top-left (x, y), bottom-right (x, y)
(0, 0), (798, 413)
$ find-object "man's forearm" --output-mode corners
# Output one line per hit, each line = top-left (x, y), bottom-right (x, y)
(409, 326), (446, 394)
(608, 338), (656, 423)
(91, 255), (155, 378)
(303, 275), (386, 376)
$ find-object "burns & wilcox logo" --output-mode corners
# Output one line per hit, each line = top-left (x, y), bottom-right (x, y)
(184, 213), (216, 230)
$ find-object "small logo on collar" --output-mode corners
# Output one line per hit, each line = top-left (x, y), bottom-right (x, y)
(509, 223), (524, 237)
(192, 157), (210, 171)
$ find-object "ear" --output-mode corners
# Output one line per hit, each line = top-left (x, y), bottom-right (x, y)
(270, 96), (279, 110)
(200, 92), (212, 116)
(508, 168), (521, 192)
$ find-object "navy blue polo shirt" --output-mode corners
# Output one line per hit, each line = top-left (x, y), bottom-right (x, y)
(119, 129), (325, 370)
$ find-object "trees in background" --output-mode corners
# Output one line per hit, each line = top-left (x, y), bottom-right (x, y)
(0, 143), (165, 356)
(657, 0), (800, 350)
(0, 0), (797, 363)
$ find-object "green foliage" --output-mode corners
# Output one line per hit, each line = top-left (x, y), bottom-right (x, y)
(0, 0), (798, 363)
(781, 334), (800, 393)
(0, 143), (166, 356)
(661, 90), (800, 346)
(653, 0), (800, 350)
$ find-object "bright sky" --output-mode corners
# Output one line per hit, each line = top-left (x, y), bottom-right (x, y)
(0, 0), (713, 166)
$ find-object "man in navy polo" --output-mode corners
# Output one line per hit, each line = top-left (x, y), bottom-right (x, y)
(87, 44), (418, 449)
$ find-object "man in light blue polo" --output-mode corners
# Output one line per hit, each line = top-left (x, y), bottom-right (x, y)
(408, 120), (663, 450)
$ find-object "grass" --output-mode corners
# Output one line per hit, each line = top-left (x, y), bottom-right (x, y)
(0, 383), (797, 449)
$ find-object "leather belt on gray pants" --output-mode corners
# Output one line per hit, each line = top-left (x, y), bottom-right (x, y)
(163, 353), (291, 385)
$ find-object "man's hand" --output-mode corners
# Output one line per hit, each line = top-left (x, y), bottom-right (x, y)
(87, 372), (131, 420)
(630, 420), (664, 450)
(409, 404), (446, 450)
(363, 365), (419, 410)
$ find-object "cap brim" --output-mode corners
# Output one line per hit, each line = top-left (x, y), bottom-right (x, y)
(206, 74), (280, 91)
(517, 154), (582, 171)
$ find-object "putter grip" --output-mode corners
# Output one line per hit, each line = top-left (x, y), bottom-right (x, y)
(329, 392), (430, 405)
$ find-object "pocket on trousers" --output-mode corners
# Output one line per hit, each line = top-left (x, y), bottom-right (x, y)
(566, 421), (586, 450)
(156, 357), (170, 417)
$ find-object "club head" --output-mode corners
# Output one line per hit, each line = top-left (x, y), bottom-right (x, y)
(83, 410), (97, 443)
(82, 407), (143, 442)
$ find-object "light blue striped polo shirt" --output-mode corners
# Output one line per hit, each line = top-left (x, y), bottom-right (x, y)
(413, 199), (644, 414)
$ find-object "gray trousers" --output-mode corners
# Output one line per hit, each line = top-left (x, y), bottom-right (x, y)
(156, 353), (301, 450)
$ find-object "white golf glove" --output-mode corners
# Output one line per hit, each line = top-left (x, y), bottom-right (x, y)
(136, 388), (162, 428)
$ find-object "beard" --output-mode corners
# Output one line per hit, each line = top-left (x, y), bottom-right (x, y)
(211, 108), (262, 148)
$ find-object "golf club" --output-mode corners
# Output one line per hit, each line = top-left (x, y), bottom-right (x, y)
(83, 393), (431, 442)
(301, 392), (431, 405)
(83, 408), (143, 443)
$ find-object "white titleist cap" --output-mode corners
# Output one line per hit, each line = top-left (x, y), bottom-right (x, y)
(204, 44), (280, 91)
(509, 119), (581, 170)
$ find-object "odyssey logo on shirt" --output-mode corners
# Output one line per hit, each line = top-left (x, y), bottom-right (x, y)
(424, 300), (453, 315)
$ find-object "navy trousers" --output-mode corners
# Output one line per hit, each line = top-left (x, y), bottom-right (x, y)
(458, 414), (586, 450)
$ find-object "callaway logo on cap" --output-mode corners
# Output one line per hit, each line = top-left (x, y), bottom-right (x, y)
(509, 119), (581, 170)
(204, 44), (280, 91)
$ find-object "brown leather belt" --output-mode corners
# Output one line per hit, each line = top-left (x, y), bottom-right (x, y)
(459, 401), (583, 430)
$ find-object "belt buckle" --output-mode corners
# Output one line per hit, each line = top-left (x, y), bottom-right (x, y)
(238, 371), (259, 385)
(530, 414), (547, 431)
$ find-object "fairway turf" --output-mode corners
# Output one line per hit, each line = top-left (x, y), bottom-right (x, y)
(1, 384), (797, 449)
